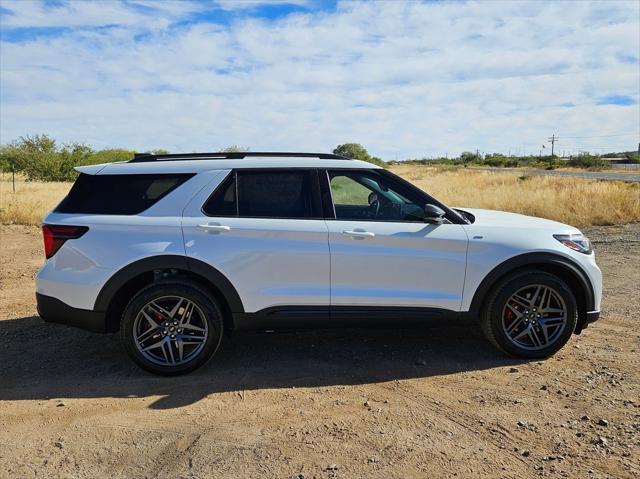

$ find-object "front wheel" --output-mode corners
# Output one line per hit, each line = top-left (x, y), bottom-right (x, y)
(120, 281), (224, 375)
(480, 270), (578, 358)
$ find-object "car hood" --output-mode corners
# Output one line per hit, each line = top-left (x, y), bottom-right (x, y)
(456, 208), (581, 233)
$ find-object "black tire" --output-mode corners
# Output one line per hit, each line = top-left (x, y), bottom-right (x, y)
(120, 281), (224, 375)
(480, 270), (578, 358)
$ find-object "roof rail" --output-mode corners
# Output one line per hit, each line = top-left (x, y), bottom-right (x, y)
(129, 151), (350, 163)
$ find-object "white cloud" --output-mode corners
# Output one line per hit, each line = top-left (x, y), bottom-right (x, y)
(1, 0), (638, 158)
(215, 0), (311, 11)
(0, 0), (202, 28)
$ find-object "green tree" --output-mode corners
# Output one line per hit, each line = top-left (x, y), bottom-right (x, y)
(459, 151), (481, 164)
(0, 134), (135, 181)
(90, 149), (136, 164)
(0, 134), (58, 173)
(332, 143), (386, 167)
(221, 145), (250, 153)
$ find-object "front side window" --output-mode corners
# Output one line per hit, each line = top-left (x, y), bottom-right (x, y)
(203, 170), (321, 218)
(328, 170), (426, 222)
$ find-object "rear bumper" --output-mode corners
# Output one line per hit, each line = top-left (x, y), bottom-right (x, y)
(36, 293), (107, 333)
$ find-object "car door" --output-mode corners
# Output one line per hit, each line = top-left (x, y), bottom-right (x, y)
(325, 169), (468, 312)
(182, 169), (330, 314)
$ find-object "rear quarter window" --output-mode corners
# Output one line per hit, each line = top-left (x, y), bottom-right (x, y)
(55, 173), (194, 215)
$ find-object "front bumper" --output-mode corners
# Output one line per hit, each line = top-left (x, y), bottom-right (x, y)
(575, 310), (600, 334)
(36, 293), (107, 333)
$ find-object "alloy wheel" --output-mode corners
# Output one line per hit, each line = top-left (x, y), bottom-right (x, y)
(501, 284), (568, 351)
(133, 295), (209, 366)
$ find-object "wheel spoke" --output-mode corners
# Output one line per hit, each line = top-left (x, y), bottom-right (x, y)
(178, 302), (195, 327)
(506, 315), (525, 335)
(177, 339), (184, 361)
(539, 316), (564, 325)
(141, 310), (162, 329)
(164, 340), (176, 364)
(511, 294), (531, 309)
(136, 324), (160, 344)
(540, 306), (564, 314)
(529, 286), (542, 308)
(168, 298), (184, 320)
(181, 323), (206, 333)
(530, 326), (545, 347)
(147, 302), (172, 320)
(141, 337), (167, 353)
(506, 303), (523, 318)
(513, 325), (531, 342)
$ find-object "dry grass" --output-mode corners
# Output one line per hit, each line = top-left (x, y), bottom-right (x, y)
(1, 168), (639, 227)
(0, 174), (71, 225)
(391, 164), (640, 227)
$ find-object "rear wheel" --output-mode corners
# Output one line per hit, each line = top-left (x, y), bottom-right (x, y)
(480, 270), (578, 358)
(120, 281), (223, 375)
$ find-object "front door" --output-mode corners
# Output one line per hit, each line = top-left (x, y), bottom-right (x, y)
(325, 169), (468, 312)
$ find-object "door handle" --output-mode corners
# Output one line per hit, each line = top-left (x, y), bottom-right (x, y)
(342, 230), (375, 238)
(197, 224), (231, 233)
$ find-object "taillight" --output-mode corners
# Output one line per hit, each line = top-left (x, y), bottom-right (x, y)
(42, 224), (89, 259)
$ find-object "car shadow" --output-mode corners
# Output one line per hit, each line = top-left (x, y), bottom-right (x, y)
(0, 316), (526, 409)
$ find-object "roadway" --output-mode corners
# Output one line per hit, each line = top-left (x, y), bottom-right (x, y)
(468, 167), (640, 182)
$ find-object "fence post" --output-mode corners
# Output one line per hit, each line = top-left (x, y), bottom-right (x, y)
(12, 165), (16, 193)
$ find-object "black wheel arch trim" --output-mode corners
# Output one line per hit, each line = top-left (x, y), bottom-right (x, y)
(93, 255), (244, 314)
(469, 252), (596, 314)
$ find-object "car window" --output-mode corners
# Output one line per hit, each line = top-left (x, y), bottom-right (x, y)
(202, 173), (236, 216)
(203, 170), (321, 218)
(55, 173), (194, 215)
(330, 175), (371, 205)
(328, 170), (426, 222)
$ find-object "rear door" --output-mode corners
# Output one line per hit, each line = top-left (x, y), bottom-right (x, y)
(324, 169), (468, 312)
(182, 169), (330, 314)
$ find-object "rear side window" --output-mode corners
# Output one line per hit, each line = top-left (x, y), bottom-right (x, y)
(55, 173), (194, 215)
(202, 173), (236, 216)
(203, 170), (321, 218)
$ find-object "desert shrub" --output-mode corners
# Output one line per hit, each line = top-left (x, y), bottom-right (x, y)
(567, 154), (609, 169)
(482, 155), (519, 168)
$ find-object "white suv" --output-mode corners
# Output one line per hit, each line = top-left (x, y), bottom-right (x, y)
(36, 152), (602, 375)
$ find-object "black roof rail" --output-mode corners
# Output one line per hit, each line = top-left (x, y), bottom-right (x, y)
(129, 151), (350, 163)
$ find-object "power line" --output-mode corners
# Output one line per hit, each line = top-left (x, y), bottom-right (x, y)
(561, 133), (639, 139)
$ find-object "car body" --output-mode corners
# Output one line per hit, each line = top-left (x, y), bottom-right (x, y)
(36, 152), (602, 374)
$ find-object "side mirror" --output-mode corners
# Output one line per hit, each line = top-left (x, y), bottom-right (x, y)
(424, 204), (446, 224)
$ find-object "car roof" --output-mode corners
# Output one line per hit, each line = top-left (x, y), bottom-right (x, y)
(76, 155), (380, 175)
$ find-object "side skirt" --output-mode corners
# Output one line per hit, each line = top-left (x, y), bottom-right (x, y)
(232, 306), (472, 331)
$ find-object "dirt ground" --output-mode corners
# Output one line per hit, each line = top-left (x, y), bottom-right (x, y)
(0, 224), (638, 479)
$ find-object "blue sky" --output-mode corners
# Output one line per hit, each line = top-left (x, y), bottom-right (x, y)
(1, 0), (639, 158)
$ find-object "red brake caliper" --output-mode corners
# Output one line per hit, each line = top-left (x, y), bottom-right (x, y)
(504, 303), (515, 324)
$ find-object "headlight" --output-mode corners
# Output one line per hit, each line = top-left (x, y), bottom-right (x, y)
(553, 233), (592, 254)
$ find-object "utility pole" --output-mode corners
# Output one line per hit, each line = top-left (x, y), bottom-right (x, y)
(547, 134), (558, 156)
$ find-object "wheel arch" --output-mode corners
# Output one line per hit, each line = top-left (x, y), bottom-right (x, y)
(469, 252), (595, 333)
(94, 255), (244, 333)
